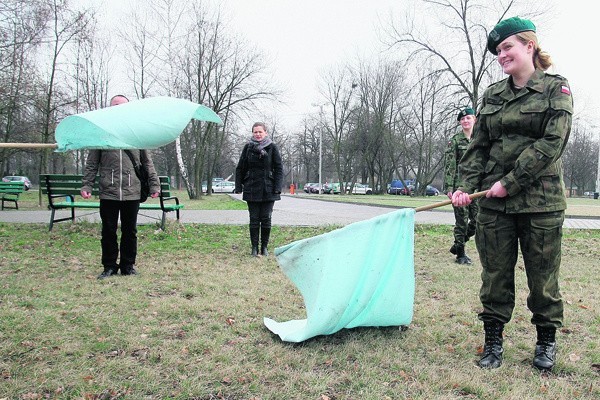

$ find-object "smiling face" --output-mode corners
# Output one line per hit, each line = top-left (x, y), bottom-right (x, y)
(496, 34), (535, 77)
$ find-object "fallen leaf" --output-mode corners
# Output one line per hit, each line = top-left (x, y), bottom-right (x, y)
(569, 353), (581, 362)
(226, 317), (235, 326)
(321, 395), (330, 400)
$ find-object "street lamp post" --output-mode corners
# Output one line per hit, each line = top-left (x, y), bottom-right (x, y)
(312, 103), (326, 194)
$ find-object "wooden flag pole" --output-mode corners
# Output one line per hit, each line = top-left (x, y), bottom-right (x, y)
(0, 143), (58, 149)
(414, 190), (489, 212)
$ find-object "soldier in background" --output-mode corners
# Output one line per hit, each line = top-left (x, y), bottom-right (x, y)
(443, 107), (479, 264)
(452, 17), (573, 371)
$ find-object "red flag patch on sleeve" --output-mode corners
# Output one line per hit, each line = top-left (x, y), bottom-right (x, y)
(561, 85), (571, 95)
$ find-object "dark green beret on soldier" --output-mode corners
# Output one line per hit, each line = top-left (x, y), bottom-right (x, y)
(487, 16), (536, 55)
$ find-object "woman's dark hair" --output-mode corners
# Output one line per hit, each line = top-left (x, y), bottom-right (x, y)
(252, 122), (267, 131)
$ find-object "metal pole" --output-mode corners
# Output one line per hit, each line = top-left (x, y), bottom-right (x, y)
(596, 130), (600, 195)
(0, 143), (58, 149)
(319, 127), (322, 194)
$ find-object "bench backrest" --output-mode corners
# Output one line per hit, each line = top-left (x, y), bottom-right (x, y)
(39, 174), (173, 197)
(0, 181), (25, 194)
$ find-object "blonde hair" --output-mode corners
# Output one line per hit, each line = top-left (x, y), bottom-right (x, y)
(515, 31), (552, 71)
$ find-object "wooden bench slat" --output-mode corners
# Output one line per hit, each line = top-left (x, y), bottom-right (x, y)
(40, 174), (183, 230)
(0, 181), (25, 210)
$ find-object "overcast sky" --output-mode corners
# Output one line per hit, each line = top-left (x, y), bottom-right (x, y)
(93, 0), (598, 131)
(222, 0), (597, 131)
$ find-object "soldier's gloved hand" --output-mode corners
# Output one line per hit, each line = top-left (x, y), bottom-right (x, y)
(486, 181), (508, 198)
(452, 190), (471, 207)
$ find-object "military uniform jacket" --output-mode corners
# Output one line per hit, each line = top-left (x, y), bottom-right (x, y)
(235, 142), (283, 202)
(459, 69), (573, 213)
(443, 131), (471, 193)
(82, 149), (160, 201)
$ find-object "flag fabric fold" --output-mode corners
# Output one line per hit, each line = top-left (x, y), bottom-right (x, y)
(55, 96), (222, 152)
(264, 208), (415, 342)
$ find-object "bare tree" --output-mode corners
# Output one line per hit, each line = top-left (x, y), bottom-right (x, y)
(317, 65), (360, 194)
(0, 0), (47, 175)
(178, 3), (276, 199)
(384, 0), (541, 109)
(563, 119), (599, 195)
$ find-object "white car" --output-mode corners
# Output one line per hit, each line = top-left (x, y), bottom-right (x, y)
(211, 180), (235, 193)
(2, 175), (32, 190)
(347, 183), (373, 195)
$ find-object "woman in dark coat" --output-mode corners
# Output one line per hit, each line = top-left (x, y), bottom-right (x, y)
(235, 122), (283, 256)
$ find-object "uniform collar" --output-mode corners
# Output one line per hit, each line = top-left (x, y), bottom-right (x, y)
(490, 69), (546, 100)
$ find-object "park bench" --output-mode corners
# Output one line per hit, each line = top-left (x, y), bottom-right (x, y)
(40, 174), (183, 231)
(0, 181), (26, 210)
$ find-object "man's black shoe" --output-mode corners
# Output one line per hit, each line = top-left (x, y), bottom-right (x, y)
(121, 266), (138, 276)
(97, 269), (118, 279)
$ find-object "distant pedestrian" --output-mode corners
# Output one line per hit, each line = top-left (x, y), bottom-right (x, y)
(235, 122), (283, 256)
(443, 107), (479, 264)
(81, 95), (161, 279)
(452, 17), (573, 370)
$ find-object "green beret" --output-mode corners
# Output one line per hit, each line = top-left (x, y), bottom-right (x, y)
(487, 17), (536, 55)
(457, 107), (475, 121)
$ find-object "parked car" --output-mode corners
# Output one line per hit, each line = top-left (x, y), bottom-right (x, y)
(202, 178), (232, 193)
(387, 179), (412, 195)
(211, 180), (235, 193)
(323, 182), (341, 194)
(309, 183), (324, 194)
(347, 183), (373, 195)
(2, 175), (31, 190)
(303, 183), (318, 193)
(425, 185), (440, 196)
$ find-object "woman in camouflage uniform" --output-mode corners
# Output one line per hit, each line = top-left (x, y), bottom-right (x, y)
(443, 107), (479, 264)
(452, 17), (573, 370)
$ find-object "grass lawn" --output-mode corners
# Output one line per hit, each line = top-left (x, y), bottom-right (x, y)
(0, 222), (598, 399)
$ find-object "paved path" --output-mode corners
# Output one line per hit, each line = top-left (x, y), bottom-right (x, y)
(0, 194), (598, 229)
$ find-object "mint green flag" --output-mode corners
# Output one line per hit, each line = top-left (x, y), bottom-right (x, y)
(55, 96), (222, 152)
(264, 208), (415, 342)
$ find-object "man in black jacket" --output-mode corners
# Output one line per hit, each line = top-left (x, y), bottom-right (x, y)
(81, 95), (161, 279)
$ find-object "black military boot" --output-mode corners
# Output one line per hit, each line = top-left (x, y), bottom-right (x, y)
(250, 226), (260, 257)
(449, 243), (458, 255)
(455, 245), (472, 264)
(479, 321), (504, 369)
(260, 226), (271, 256)
(533, 326), (557, 371)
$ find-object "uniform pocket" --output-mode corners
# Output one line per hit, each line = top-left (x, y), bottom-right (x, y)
(520, 100), (549, 138)
(475, 212), (499, 270)
(524, 213), (563, 271)
(479, 104), (503, 139)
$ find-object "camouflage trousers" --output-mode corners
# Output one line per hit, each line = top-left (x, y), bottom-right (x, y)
(475, 209), (564, 328)
(452, 199), (478, 245)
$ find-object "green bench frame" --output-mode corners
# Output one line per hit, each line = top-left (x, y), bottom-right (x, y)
(40, 174), (183, 231)
(0, 181), (26, 210)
